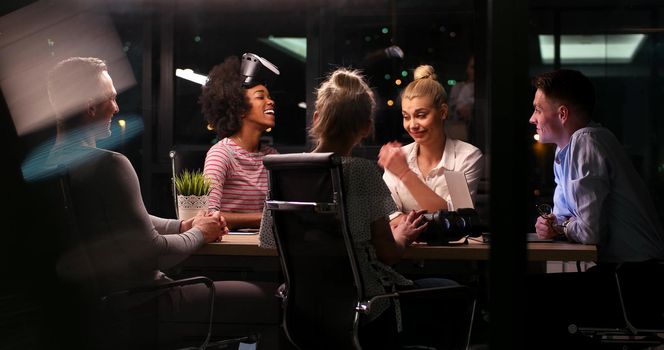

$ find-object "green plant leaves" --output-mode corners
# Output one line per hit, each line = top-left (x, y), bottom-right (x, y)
(174, 169), (211, 196)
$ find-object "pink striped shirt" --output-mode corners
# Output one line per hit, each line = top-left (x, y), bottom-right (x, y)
(204, 138), (278, 212)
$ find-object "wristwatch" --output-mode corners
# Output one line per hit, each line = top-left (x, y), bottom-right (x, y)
(560, 219), (571, 238)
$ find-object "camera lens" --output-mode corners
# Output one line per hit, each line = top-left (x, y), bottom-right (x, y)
(420, 208), (485, 245)
(455, 216), (467, 230)
(441, 217), (451, 231)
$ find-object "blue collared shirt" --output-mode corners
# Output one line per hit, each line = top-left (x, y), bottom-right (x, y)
(553, 122), (664, 262)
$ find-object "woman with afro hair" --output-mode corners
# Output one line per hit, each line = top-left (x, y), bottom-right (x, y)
(200, 55), (278, 229)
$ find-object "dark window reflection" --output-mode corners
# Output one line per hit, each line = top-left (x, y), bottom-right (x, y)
(171, 2), (479, 149)
(528, 3), (664, 223)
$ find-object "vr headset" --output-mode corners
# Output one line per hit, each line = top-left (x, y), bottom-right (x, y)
(240, 53), (280, 87)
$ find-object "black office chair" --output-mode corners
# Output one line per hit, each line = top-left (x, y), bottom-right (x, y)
(263, 152), (476, 350)
(31, 165), (253, 350)
(569, 261), (664, 348)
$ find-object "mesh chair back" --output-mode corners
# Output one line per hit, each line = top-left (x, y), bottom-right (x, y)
(26, 166), (105, 347)
(264, 153), (364, 350)
(28, 167), (99, 296)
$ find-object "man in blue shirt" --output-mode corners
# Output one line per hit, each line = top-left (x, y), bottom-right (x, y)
(525, 69), (664, 348)
(530, 69), (664, 263)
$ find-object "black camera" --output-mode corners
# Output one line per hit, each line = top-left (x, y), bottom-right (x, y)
(418, 208), (484, 245)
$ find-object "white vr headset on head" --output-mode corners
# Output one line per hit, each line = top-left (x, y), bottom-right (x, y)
(240, 53), (280, 87)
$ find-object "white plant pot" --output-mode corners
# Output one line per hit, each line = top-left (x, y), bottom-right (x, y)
(177, 195), (209, 220)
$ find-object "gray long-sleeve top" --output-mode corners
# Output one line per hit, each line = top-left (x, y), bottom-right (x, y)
(51, 145), (204, 294)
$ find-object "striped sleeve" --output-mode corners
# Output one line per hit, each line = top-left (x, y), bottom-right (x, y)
(204, 144), (233, 211)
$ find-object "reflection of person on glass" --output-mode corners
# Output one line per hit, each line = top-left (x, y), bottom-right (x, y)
(378, 65), (483, 224)
(446, 55), (474, 141)
(200, 53), (279, 229)
(530, 69), (664, 262)
(45, 57), (279, 346)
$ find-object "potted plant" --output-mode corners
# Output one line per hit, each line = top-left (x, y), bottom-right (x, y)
(174, 169), (211, 220)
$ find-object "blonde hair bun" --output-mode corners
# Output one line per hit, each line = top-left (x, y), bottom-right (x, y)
(413, 65), (437, 81)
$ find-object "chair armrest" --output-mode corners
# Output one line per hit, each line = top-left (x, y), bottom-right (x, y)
(396, 285), (474, 298)
(101, 276), (215, 301)
(101, 276), (216, 350)
(357, 285), (474, 315)
(357, 285), (477, 350)
(275, 283), (287, 299)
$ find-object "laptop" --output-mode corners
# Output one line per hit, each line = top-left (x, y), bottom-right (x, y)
(444, 171), (474, 210)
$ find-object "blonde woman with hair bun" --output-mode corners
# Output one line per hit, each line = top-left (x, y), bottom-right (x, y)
(378, 64), (483, 223)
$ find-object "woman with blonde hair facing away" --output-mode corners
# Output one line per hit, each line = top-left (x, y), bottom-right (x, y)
(378, 65), (483, 223)
(259, 68), (461, 349)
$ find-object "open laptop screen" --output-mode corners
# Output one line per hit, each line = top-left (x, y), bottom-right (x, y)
(444, 171), (474, 210)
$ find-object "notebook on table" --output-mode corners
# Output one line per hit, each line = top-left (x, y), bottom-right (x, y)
(228, 228), (259, 235)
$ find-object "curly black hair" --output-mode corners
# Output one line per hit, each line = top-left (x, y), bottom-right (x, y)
(199, 56), (250, 139)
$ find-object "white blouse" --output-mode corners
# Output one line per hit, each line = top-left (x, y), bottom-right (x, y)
(382, 138), (483, 217)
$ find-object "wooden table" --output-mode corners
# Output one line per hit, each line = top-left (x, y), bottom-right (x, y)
(195, 233), (277, 257)
(195, 234), (597, 262)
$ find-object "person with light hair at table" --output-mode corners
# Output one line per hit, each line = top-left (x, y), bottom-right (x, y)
(378, 64), (483, 226)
